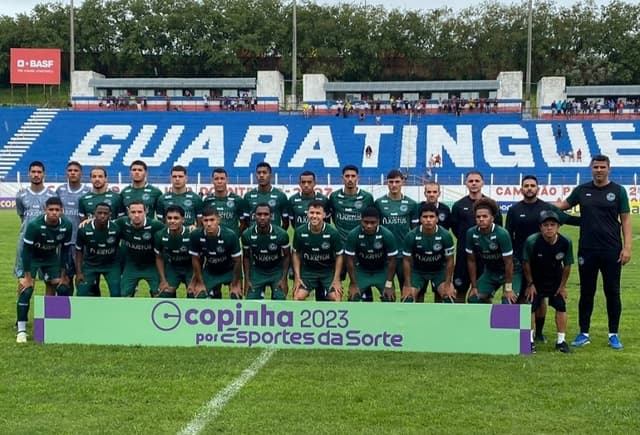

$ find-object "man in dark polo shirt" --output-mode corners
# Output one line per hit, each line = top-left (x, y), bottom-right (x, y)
(556, 155), (632, 350)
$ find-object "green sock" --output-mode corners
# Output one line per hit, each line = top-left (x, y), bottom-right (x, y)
(56, 284), (72, 296)
(246, 289), (263, 300)
(271, 288), (286, 300)
(17, 287), (34, 322)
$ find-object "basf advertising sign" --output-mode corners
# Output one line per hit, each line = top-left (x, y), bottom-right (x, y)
(10, 48), (61, 85)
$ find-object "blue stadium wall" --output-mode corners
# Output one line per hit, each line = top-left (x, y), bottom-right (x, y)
(1, 108), (638, 184)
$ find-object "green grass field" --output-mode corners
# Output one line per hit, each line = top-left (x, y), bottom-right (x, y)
(0, 209), (638, 434)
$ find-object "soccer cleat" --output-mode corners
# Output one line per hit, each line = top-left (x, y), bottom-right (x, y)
(530, 342), (536, 354)
(534, 334), (548, 344)
(16, 331), (27, 344)
(555, 342), (571, 353)
(608, 335), (623, 350)
(571, 333), (591, 347)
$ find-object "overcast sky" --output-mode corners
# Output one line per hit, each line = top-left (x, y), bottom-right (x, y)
(0, 0), (615, 17)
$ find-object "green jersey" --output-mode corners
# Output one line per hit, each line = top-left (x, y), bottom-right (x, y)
(375, 194), (419, 255)
(329, 188), (375, 242)
(156, 191), (204, 226)
(293, 223), (343, 271)
(465, 224), (513, 273)
(289, 191), (330, 227)
(154, 226), (192, 267)
(244, 187), (290, 227)
(345, 224), (397, 272)
(78, 190), (125, 219)
(114, 216), (165, 267)
(241, 224), (291, 274)
(202, 193), (248, 236)
(403, 225), (455, 273)
(189, 226), (242, 274)
(22, 215), (74, 268)
(121, 184), (163, 219)
(75, 221), (122, 268)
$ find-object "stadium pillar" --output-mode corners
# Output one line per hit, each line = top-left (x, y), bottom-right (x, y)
(70, 0), (75, 101)
(525, 0), (533, 113)
(291, 0), (297, 110)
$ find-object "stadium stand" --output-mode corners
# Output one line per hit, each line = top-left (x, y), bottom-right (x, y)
(0, 108), (638, 187)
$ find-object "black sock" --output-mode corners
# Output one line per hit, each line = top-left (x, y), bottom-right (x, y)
(535, 316), (546, 336)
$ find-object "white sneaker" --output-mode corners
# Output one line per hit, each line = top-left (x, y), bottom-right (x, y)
(16, 331), (27, 343)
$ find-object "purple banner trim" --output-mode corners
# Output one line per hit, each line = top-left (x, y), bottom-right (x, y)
(520, 330), (531, 354)
(34, 318), (44, 342)
(489, 305), (520, 329)
(44, 296), (71, 319)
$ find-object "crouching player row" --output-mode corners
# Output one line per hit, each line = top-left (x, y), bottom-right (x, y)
(75, 201), (244, 300)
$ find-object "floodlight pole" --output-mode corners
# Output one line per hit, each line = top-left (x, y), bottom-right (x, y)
(70, 0), (75, 101)
(291, 0), (297, 109)
(525, 0), (533, 112)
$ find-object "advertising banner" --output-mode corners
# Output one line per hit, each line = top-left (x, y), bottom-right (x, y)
(10, 48), (61, 85)
(34, 296), (531, 355)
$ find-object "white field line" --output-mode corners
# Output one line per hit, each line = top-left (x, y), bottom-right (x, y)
(177, 348), (276, 435)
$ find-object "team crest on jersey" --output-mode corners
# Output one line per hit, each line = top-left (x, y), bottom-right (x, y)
(104, 199), (112, 205)
(321, 242), (330, 250)
(373, 241), (383, 249)
(555, 252), (565, 260)
(269, 243), (278, 251)
(489, 242), (498, 250)
(268, 199), (277, 207)
(606, 193), (616, 201)
(354, 201), (363, 209)
(142, 193), (150, 201)
(400, 204), (408, 212)
(180, 246), (188, 252)
(226, 200), (235, 208)
(433, 243), (442, 251)
(107, 236), (115, 244)
(216, 246), (226, 253)
(143, 232), (152, 240)
(184, 199), (193, 207)
(56, 234), (64, 240)
(439, 213), (446, 221)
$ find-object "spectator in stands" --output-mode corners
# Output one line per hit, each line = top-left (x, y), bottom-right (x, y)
(576, 148), (582, 162)
(203, 94), (210, 111)
(556, 124), (562, 138)
(365, 145), (373, 159)
(434, 154), (442, 168)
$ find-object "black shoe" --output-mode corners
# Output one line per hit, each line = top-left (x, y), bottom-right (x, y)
(534, 334), (547, 344)
(530, 342), (536, 354)
(555, 341), (571, 353)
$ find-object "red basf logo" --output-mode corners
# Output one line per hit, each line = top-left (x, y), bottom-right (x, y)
(10, 48), (61, 85)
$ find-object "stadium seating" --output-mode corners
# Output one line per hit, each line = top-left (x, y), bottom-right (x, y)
(0, 108), (638, 185)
